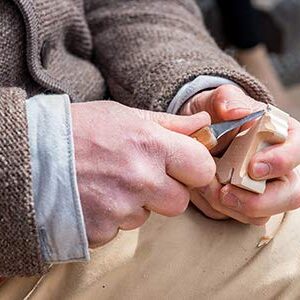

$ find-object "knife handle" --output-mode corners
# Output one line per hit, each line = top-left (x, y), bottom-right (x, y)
(190, 126), (218, 150)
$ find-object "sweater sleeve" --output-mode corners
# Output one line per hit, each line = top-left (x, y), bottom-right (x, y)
(0, 87), (45, 276)
(85, 0), (274, 112)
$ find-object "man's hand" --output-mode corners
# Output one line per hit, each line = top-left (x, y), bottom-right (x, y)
(71, 101), (215, 247)
(180, 85), (300, 225)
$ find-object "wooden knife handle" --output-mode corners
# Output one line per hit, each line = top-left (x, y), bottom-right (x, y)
(190, 126), (218, 150)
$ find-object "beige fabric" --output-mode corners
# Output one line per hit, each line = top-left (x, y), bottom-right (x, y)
(2, 206), (300, 300)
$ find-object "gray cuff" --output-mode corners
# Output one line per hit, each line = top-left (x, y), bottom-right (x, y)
(26, 94), (90, 263)
(167, 75), (238, 114)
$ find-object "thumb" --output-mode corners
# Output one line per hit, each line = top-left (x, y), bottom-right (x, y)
(132, 108), (211, 135)
(182, 85), (265, 123)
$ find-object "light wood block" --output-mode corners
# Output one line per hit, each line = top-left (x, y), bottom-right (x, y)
(216, 105), (289, 194)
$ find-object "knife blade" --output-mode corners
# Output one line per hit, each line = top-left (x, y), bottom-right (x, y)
(190, 109), (265, 150)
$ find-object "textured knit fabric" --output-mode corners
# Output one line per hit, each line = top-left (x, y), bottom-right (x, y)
(0, 0), (273, 276)
(0, 88), (44, 276)
(26, 94), (89, 263)
(86, 0), (273, 110)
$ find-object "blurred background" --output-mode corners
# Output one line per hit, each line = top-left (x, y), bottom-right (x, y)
(196, 0), (300, 118)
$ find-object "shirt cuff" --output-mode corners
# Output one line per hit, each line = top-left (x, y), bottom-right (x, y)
(167, 75), (239, 114)
(26, 94), (90, 263)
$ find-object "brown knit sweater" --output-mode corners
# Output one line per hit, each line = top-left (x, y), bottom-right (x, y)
(0, 0), (272, 277)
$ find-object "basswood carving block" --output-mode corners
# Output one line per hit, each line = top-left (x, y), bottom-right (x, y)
(216, 105), (289, 194)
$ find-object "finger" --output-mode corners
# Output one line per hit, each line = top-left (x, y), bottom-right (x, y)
(249, 117), (300, 180)
(134, 108), (211, 136)
(190, 188), (228, 220)
(88, 223), (119, 249)
(191, 177), (266, 225)
(144, 177), (190, 217)
(119, 207), (151, 230)
(184, 85), (265, 123)
(181, 85), (267, 156)
(163, 130), (216, 187)
(211, 85), (254, 121)
(220, 170), (300, 218)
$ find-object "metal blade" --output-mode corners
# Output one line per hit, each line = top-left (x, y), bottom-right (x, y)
(211, 109), (265, 140)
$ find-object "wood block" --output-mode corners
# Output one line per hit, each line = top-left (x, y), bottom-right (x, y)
(216, 105), (289, 194)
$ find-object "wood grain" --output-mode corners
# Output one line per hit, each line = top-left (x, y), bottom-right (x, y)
(216, 105), (289, 194)
(190, 126), (218, 150)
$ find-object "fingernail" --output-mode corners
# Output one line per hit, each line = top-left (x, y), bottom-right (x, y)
(221, 192), (240, 209)
(253, 162), (270, 178)
(224, 100), (252, 112)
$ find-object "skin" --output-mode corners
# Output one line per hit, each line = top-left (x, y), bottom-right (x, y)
(71, 101), (215, 247)
(180, 84), (300, 226)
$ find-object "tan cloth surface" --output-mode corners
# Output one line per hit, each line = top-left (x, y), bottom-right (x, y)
(1, 206), (300, 300)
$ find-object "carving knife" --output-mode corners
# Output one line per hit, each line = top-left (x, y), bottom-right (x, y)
(190, 109), (265, 150)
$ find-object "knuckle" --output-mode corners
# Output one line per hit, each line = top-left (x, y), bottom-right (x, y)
(134, 173), (157, 193)
(88, 226), (119, 248)
(213, 85), (242, 101)
(132, 126), (164, 157)
(121, 220), (144, 231)
(271, 155), (293, 173)
(127, 162), (162, 195)
(120, 210), (150, 230)
(165, 188), (190, 216)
